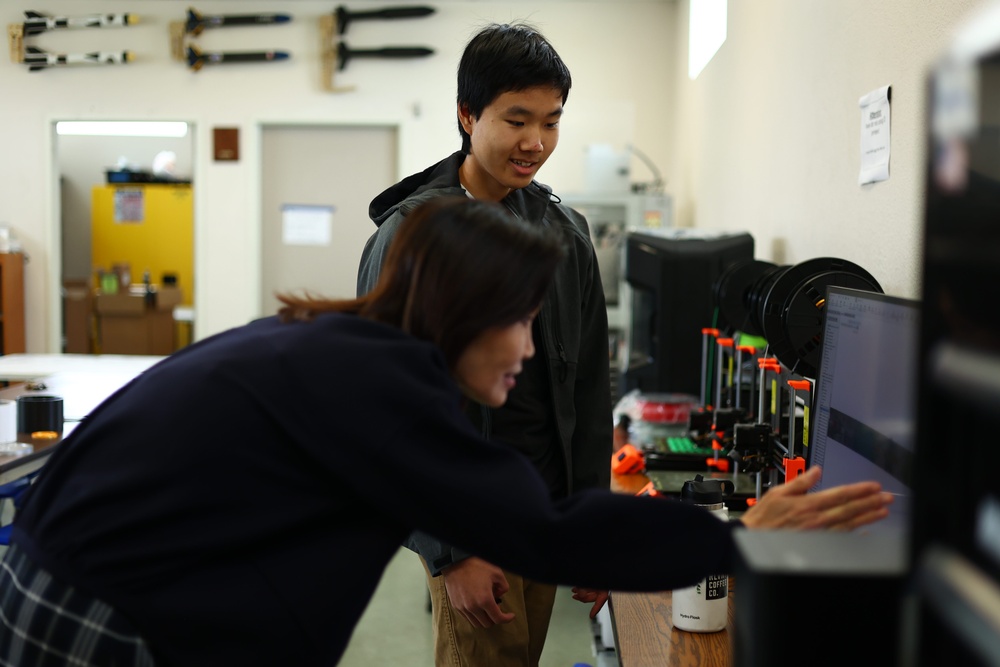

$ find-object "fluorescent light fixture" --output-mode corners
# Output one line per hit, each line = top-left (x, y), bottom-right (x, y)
(56, 121), (189, 137)
(689, 0), (728, 79)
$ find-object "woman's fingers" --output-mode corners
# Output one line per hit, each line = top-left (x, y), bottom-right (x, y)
(797, 491), (894, 530)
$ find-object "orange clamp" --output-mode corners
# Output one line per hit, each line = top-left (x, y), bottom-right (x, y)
(612, 444), (646, 475)
(702, 327), (720, 336)
(787, 380), (811, 391)
(717, 337), (735, 348)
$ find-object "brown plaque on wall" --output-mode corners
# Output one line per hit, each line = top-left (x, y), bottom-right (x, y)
(213, 127), (239, 161)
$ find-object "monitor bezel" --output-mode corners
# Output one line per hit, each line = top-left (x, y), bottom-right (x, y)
(807, 284), (922, 472)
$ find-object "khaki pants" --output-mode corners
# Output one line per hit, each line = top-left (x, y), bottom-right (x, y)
(423, 560), (558, 667)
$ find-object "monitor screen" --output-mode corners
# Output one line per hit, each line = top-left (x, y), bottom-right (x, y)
(808, 286), (921, 534)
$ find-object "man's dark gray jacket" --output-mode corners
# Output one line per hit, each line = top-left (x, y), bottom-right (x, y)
(357, 151), (613, 575)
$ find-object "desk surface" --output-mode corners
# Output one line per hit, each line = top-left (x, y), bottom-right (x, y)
(610, 468), (754, 498)
(611, 588), (734, 667)
(0, 354), (161, 474)
(0, 353), (164, 382)
(0, 381), (64, 479)
(610, 469), (736, 666)
(0, 353), (164, 421)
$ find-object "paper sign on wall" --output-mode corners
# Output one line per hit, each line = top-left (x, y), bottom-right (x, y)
(114, 188), (145, 223)
(281, 204), (334, 246)
(859, 85), (891, 185)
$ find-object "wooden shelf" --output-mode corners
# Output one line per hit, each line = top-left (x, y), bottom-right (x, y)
(0, 253), (26, 355)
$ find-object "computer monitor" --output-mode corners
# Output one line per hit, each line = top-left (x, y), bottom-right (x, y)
(808, 286), (921, 535)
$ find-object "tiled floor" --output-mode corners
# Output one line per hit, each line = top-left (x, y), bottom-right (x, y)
(339, 548), (601, 666)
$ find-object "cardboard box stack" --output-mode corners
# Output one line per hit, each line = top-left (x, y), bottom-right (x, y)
(95, 285), (183, 355)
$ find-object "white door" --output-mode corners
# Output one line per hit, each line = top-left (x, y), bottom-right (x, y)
(260, 125), (397, 315)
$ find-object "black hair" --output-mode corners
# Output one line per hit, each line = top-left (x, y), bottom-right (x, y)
(456, 22), (572, 153)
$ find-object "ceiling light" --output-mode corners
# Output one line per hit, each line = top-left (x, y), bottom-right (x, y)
(56, 121), (189, 137)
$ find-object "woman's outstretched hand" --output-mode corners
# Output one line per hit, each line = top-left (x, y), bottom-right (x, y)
(739, 466), (893, 531)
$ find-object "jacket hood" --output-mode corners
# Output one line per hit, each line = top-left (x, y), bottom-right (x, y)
(368, 150), (556, 228)
(369, 152), (466, 227)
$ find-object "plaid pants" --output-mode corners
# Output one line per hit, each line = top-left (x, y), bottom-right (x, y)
(0, 543), (155, 666)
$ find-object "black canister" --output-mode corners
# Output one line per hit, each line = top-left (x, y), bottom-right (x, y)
(17, 394), (64, 436)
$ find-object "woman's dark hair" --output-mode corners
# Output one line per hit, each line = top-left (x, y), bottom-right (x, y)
(277, 198), (565, 369)
(457, 22), (572, 153)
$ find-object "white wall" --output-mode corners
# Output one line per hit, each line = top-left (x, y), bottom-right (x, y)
(2, 0), (993, 353)
(671, 0), (988, 300)
(0, 0), (678, 352)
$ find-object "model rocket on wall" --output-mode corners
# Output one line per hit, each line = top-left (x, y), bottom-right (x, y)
(8, 10), (138, 71)
(186, 44), (288, 72)
(24, 46), (132, 72)
(171, 7), (293, 70)
(22, 10), (138, 35)
(333, 5), (434, 35)
(336, 42), (432, 71)
(320, 4), (436, 92)
(184, 7), (290, 36)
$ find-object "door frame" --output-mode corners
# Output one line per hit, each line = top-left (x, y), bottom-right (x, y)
(43, 117), (411, 351)
(45, 117), (200, 353)
(252, 119), (406, 318)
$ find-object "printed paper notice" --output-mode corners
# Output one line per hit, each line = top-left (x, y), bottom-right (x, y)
(114, 188), (145, 223)
(859, 85), (891, 185)
(281, 204), (334, 246)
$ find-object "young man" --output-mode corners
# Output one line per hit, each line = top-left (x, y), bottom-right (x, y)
(357, 23), (611, 666)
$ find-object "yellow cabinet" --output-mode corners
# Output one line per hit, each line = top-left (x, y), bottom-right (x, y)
(91, 184), (193, 306)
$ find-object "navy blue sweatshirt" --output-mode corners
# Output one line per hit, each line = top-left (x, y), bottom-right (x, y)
(13, 313), (737, 666)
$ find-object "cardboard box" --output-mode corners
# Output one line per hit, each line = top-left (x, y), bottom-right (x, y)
(154, 286), (183, 311)
(146, 310), (176, 355)
(100, 315), (150, 355)
(95, 292), (145, 316)
(96, 290), (176, 355)
(62, 280), (93, 354)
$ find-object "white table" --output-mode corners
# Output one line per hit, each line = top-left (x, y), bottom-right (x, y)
(0, 353), (165, 382)
(0, 354), (165, 421)
(0, 353), (164, 478)
(0, 354), (167, 549)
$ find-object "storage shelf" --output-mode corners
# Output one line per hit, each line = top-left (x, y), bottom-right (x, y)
(0, 254), (25, 355)
(929, 342), (1000, 410)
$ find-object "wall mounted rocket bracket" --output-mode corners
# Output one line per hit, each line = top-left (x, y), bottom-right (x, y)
(7, 23), (24, 64)
(320, 4), (436, 93)
(169, 21), (185, 61)
(319, 14), (354, 92)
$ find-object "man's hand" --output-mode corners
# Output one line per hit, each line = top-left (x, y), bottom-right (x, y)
(571, 587), (609, 618)
(740, 466), (893, 531)
(441, 557), (516, 627)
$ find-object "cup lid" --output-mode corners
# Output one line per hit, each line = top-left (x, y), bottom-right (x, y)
(680, 474), (735, 504)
